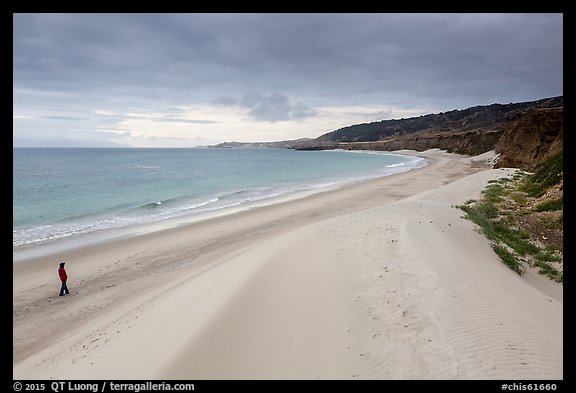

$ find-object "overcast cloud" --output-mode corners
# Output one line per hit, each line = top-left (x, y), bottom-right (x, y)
(13, 13), (563, 147)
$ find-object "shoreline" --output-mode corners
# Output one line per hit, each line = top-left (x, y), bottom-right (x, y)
(13, 149), (562, 379)
(13, 150), (429, 262)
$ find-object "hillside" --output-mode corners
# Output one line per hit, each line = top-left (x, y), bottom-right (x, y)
(316, 96), (562, 144)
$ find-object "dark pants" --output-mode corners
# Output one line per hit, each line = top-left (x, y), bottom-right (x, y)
(60, 280), (69, 296)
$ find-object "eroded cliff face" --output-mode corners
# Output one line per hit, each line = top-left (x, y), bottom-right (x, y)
(366, 129), (503, 155)
(296, 129), (503, 155)
(494, 108), (563, 170)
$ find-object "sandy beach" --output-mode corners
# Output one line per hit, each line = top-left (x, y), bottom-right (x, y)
(13, 149), (562, 380)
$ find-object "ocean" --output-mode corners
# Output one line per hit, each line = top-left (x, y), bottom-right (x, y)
(13, 147), (427, 252)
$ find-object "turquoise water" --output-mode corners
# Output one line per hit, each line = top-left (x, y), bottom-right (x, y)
(13, 147), (426, 248)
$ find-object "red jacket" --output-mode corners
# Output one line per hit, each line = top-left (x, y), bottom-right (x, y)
(58, 267), (68, 282)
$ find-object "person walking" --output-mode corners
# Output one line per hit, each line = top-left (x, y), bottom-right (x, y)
(58, 262), (70, 296)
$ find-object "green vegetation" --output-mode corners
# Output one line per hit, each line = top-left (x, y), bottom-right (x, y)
(491, 244), (524, 274)
(457, 151), (563, 283)
(534, 197), (563, 212)
(510, 191), (528, 206)
(520, 151), (563, 197)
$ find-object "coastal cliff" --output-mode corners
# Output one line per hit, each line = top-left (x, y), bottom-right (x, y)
(212, 96), (563, 170)
(302, 129), (503, 156)
(494, 107), (563, 170)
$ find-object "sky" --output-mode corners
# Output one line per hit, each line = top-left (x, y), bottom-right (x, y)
(13, 13), (563, 148)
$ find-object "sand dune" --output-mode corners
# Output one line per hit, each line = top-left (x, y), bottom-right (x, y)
(13, 149), (562, 379)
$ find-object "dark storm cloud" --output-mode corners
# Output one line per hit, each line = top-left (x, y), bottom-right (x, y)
(13, 13), (562, 105)
(239, 93), (317, 122)
(211, 93), (317, 122)
(13, 13), (563, 145)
